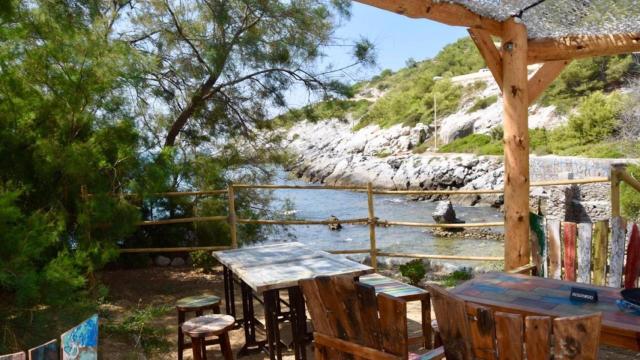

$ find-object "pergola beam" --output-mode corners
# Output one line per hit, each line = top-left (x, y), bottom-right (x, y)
(527, 60), (570, 106)
(355, 0), (503, 36)
(528, 33), (640, 63)
(468, 28), (503, 89)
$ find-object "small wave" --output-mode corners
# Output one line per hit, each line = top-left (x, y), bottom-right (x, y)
(343, 238), (353, 242)
(282, 210), (297, 215)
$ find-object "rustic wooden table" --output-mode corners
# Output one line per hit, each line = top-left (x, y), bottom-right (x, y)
(451, 272), (640, 351)
(213, 242), (373, 360)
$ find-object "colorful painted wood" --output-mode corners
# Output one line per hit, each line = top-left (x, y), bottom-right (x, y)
(28, 340), (58, 360)
(608, 217), (627, 287)
(182, 315), (235, 360)
(592, 220), (609, 286)
(562, 222), (577, 281)
(0, 352), (25, 360)
(359, 273), (432, 348)
(576, 222), (592, 284)
(546, 219), (562, 280)
(61, 314), (98, 360)
(176, 295), (222, 360)
(451, 273), (637, 351)
(625, 224), (640, 289)
(529, 213), (546, 277)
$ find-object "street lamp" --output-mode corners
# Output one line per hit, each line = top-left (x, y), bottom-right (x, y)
(432, 76), (443, 151)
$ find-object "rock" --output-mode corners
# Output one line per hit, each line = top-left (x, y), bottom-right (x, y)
(171, 257), (186, 267)
(328, 215), (342, 231)
(155, 255), (171, 267)
(432, 201), (465, 230)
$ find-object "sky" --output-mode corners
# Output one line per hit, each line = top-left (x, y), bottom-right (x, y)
(285, 2), (468, 108)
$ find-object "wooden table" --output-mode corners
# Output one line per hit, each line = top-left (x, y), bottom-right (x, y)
(452, 272), (640, 351)
(359, 273), (432, 348)
(213, 242), (373, 360)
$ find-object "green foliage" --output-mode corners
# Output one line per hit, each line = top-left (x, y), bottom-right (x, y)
(540, 56), (634, 113)
(191, 250), (217, 274)
(374, 149), (392, 158)
(567, 91), (623, 144)
(441, 269), (473, 287)
(439, 134), (503, 155)
(399, 259), (427, 286)
(622, 165), (640, 222)
(102, 304), (172, 355)
(273, 99), (371, 128)
(466, 95), (498, 114)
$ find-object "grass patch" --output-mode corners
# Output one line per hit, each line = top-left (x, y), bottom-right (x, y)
(439, 134), (503, 155)
(440, 269), (473, 287)
(466, 95), (498, 114)
(374, 149), (392, 158)
(102, 303), (172, 356)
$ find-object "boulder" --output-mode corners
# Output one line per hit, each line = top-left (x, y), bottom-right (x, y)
(432, 201), (465, 230)
(328, 215), (342, 231)
(155, 255), (171, 267)
(171, 257), (186, 267)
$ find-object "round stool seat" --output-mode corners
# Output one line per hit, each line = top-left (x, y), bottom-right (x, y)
(182, 314), (235, 338)
(176, 294), (221, 311)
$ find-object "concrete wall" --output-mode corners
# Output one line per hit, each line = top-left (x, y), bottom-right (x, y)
(529, 155), (637, 181)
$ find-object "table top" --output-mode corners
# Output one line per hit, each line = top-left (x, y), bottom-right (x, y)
(451, 272), (640, 334)
(213, 242), (373, 293)
(359, 273), (428, 301)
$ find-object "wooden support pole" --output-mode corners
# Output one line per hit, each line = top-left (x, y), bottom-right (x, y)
(502, 18), (531, 271)
(611, 164), (624, 217)
(527, 60), (570, 106)
(367, 182), (378, 271)
(228, 184), (238, 249)
(468, 28), (503, 89)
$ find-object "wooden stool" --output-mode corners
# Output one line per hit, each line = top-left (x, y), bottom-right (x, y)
(176, 295), (221, 360)
(182, 314), (235, 360)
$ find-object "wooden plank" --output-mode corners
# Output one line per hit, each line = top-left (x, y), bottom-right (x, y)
(356, 282), (384, 349)
(592, 220), (609, 286)
(524, 316), (551, 360)
(502, 18), (530, 271)
(314, 276), (364, 343)
(378, 294), (408, 358)
(367, 182), (377, 271)
(607, 216), (627, 287)
(426, 285), (473, 360)
(611, 166), (623, 217)
(562, 222), (577, 281)
(28, 339), (58, 360)
(227, 185), (238, 248)
(495, 312), (523, 360)
(528, 32), (640, 63)
(529, 213), (546, 276)
(61, 314), (98, 360)
(624, 224), (640, 289)
(468, 28), (503, 89)
(467, 303), (497, 360)
(552, 314), (601, 360)
(313, 333), (399, 360)
(576, 222), (593, 284)
(547, 219), (562, 280)
(0, 353), (26, 360)
(527, 60), (570, 105)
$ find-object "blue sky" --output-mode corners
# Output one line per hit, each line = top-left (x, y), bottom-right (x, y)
(286, 2), (468, 108)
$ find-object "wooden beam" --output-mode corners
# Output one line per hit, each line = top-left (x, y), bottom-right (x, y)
(355, 0), (502, 36)
(528, 32), (640, 63)
(502, 18), (530, 271)
(468, 28), (503, 89)
(527, 60), (570, 106)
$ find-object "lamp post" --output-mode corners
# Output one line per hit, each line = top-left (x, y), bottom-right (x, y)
(432, 76), (443, 151)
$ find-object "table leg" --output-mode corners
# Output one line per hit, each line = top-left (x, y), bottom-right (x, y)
(421, 295), (432, 349)
(264, 289), (283, 360)
(237, 281), (267, 357)
(288, 286), (308, 360)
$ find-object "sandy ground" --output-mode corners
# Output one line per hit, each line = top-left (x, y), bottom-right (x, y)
(99, 266), (639, 359)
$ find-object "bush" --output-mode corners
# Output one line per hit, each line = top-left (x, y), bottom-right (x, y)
(466, 95), (498, 114)
(567, 91), (623, 145)
(399, 259), (427, 286)
(622, 165), (640, 222)
(191, 250), (217, 274)
(439, 134), (502, 155)
(441, 269), (473, 287)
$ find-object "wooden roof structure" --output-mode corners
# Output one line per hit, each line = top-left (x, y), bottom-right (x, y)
(356, 0), (640, 270)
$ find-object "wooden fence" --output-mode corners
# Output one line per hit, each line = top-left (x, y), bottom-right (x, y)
(93, 170), (634, 271)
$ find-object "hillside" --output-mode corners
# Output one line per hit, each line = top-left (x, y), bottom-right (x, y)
(276, 37), (640, 159)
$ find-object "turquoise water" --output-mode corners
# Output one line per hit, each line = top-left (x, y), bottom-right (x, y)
(262, 170), (504, 264)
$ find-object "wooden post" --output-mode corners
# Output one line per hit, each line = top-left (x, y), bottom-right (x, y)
(227, 184), (238, 249)
(367, 182), (377, 271)
(502, 18), (531, 271)
(611, 164), (625, 217)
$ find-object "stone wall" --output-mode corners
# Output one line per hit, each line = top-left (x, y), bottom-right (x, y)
(530, 183), (610, 222)
(529, 155), (637, 181)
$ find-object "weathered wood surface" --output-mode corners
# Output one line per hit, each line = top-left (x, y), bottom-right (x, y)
(28, 339), (58, 360)
(592, 221), (609, 286)
(576, 222), (593, 284)
(451, 273), (632, 351)
(467, 303), (496, 360)
(562, 222), (577, 281)
(0, 353), (26, 360)
(553, 314), (601, 360)
(529, 213), (546, 277)
(524, 317), (551, 360)
(214, 242), (372, 293)
(625, 224), (640, 289)
(607, 217), (627, 287)
(495, 312), (523, 360)
(427, 285), (473, 360)
(547, 219), (562, 280)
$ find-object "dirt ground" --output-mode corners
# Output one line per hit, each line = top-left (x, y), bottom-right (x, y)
(100, 266), (640, 359)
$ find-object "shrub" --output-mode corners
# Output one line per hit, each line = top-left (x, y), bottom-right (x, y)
(399, 259), (427, 286)
(466, 95), (498, 114)
(567, 91), (623, 145)
(441, 269), (473, 287)
(439, 134), (502, 155)
(191, 250), (217, 274)
(622, 165), (640, 222)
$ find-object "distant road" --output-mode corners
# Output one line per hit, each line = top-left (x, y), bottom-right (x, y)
(451, 64), (543, 85)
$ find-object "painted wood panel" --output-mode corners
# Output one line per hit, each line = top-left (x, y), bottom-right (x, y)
(562, 222), (577, 281)
(625, 224), (640, 289)
(547, 220), (562, 280)
(61, 315), (98, 360)
(592, 221), (609, 286)
(529, 213), (546, 277)
(576, 223), (593, 284)
(28, 339), (58, 360)
(0, 352), (25, 360)
(607, 217), (627, 287)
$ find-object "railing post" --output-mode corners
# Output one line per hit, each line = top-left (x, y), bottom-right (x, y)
(227, 183), (238, 249)
(611, 164), (625, 218)
(367, 182), (377, 271)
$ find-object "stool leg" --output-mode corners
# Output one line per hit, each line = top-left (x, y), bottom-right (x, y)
(213, 304), (221, 314)
(219, 332), (234, 360)
(201, 336), (208, 360)
(192, 336), (203, 360)
(178, 311), (185, 360)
